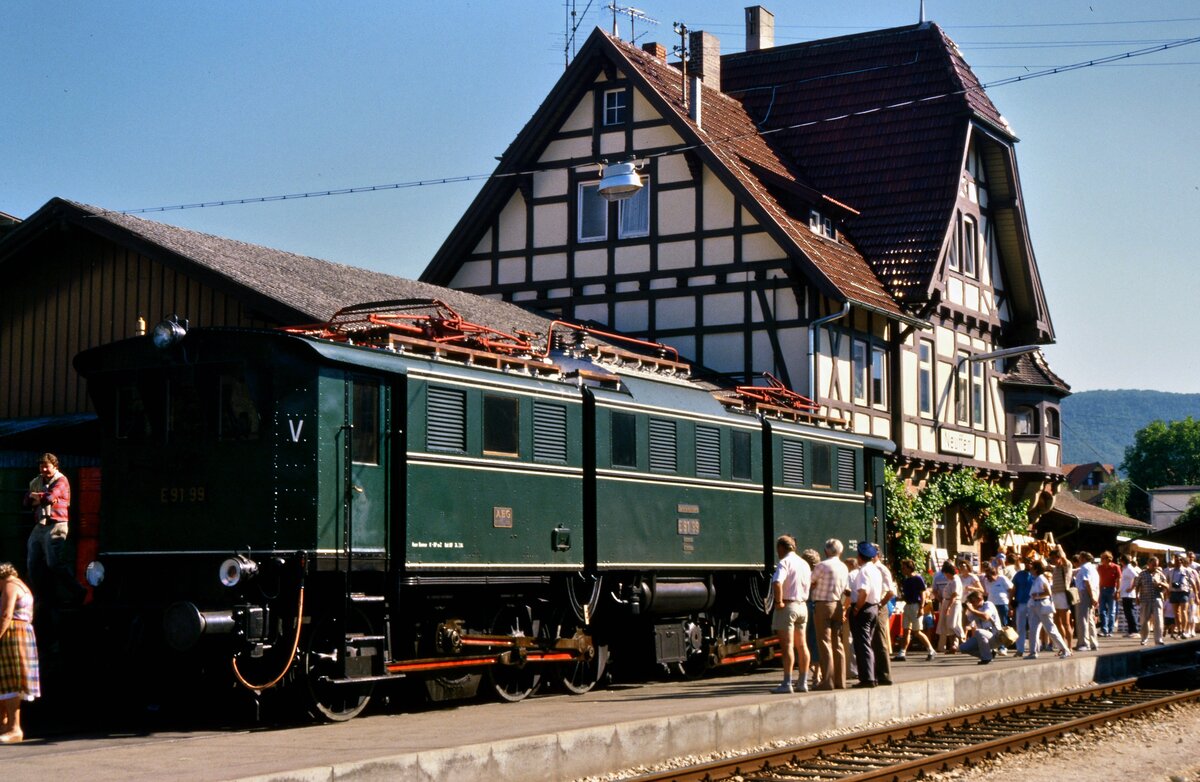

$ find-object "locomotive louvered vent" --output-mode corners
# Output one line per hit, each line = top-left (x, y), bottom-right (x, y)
(695, 425), (721, 478)
(533, 402), (568, 463)
(781, 440), (805, 487)
(427, 386), (467, 452)
(837, 448), (857, 492)
(649, 418), (678, 472)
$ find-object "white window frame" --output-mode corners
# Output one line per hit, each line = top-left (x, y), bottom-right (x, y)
(577, 182), (608, 242)
(947, 214), (961, 271)
(851, 340), (868, 404)
(602, 88), (627, 126)
(918, 339), (934, 418)
(871, 345), (888, 411)
(955, 350), (970, 424)
(961, 215), (978, 278)
(809, 209), (821, 234)
(971, 360), (985, 428)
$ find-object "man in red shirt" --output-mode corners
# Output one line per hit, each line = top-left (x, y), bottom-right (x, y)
(24, 453), (85, 608)
(1096, 551), (1122, 637)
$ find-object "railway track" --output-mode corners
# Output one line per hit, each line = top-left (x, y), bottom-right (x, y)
(627, 676), (1200, 782)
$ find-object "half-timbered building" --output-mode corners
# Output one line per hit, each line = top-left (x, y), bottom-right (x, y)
(422, 11), (1070, 557)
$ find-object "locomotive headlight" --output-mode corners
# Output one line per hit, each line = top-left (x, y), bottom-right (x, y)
(218, 555), (259, 588)
(85, 560), (105, 587)
(151, 317), (187, 349)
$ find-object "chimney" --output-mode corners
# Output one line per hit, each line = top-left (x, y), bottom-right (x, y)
(745, 6), (774, 51)
(642, 41), (667, 60)
(688, 30), (720, 92)
(689, 75), (703, 128)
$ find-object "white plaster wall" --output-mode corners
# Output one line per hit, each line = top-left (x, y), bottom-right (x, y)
(742, 232), (786, 263)
(450, 260), (491, 289)
(533, 204), (568, 248)
(497, 195), (526, 252)
(540, 136), (591, 162)
(533, 169), (568, 199)
(560, 95), (593, 133)
(656, 297), (695, 329)
(657, 241), (696, 270)
(701, 169), (735, 231)
(615, 300), (649, 333)
(497, 257), (525, 285)
(614, 245), (650, 275)
(575, 249), (608, 278)
(531, 253), (568, 282)
(658, 189), (696, 236)
(472, 229), (492, 255)
(633, 125), (684, 150)
(657, 154), (692, 184)
(700, 292), (744, 326)
(703, 236), (734, 266)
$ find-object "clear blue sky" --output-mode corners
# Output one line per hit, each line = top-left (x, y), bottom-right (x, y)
(3, 1), (1198, 392)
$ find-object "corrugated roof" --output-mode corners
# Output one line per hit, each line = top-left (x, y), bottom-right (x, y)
(1048, 492), (1151, 531)
(6, 199), (557, 340)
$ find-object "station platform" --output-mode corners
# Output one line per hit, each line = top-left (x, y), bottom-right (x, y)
(4, 635), (1197, 782)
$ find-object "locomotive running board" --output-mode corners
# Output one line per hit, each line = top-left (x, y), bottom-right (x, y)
(712, 634), (781, 667)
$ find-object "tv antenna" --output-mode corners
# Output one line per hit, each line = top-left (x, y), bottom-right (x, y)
(564, 0), (596, 69)
(606, 3), (658, 41)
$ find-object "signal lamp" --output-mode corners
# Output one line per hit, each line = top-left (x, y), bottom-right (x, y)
(218, 555), (259, 588)
(151, 316), (188, 349)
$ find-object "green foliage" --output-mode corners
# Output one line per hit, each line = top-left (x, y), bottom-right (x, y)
(1097, 478), (1131, 516)
(1122, 416), (1200, 490)
(885, 465), (1032, 565)
(1175, 495), (1200, 528)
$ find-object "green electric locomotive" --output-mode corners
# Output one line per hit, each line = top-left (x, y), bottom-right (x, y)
(74, 300), (890, 720)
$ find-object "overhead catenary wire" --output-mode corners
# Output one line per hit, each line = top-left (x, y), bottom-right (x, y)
(111, 33), (1200, 217)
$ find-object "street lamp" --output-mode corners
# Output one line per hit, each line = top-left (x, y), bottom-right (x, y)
(597, 160), (645, 202)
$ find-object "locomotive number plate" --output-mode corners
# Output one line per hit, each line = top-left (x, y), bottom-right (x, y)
(677, 518), (700, 536)
(160, 486), (206, 503)
(493, 506), (514, 529)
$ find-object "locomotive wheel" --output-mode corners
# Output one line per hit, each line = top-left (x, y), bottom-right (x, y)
(559, 632), (607, 695)
(486, 604), (542, 703)
(301, 615), (374, 722)
(676, 618), (710, 680)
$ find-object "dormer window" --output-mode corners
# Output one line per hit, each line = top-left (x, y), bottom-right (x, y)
(961, 215), (978, 278)
(603, 89), (627, 126)
(1045, 407), (1060, 438)
(808, 209), (836, 240)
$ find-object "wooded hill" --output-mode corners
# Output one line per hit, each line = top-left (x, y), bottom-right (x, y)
(1061, 390), (1200, 472)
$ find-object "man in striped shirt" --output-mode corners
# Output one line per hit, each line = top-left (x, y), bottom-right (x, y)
(1136, 556), (1168, 646)
(810, 538), (849, 690)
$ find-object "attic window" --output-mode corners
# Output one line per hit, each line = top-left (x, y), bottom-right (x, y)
(808, 209), (836, 240)
(603, 89), (627, 126)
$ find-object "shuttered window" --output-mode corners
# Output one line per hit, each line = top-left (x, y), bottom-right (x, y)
(781, 440), (805, 487)
(649, 418), (677, 473)
(695, 425), (721, 478)
(533, 402), (568, 463)
(837, 448), (857, 492)
(426, 386), (466, 452)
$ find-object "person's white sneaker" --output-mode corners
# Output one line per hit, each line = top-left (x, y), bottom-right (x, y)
(772, 682), (794, 694)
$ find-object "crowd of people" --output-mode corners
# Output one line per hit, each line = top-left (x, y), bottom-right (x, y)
(768, 534), (1200, 693)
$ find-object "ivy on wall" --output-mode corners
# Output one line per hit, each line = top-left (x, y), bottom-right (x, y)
(885, 465), (1032, 567)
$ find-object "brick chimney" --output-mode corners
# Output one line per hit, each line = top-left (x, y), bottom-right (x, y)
(641, 41), (667, 60)
(688, 30), (720, 92)
(745, 6), (774, 51)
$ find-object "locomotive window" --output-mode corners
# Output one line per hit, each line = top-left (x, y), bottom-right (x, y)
(168, 370), (207, 441)
(218, 373), (260, 441)
(427, 386), (466, 452)
(648, 418), (677, 473)
(781, 440), (805, 487)
(115, 384), (150, 441)
(731, 430), (752, 480)
(483, 394), (519, 456)
(611, 411), (637, 467)
(812, 442), (832, 488)
(836, 448), (857, 492)
(533, 402), (568, 463)
(695, 425), (721, 478)
(352, 380), (380, 464)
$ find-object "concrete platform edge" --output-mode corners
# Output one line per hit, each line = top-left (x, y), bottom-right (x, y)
(226, 643), (1195, 782)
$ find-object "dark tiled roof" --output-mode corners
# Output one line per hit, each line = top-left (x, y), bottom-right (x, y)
(607, 36), (904, 316)
(999, 350), (1070, 394)
(721, 23), (1010, 303)
(1047, 492), (1151, 531)
(19, 199), (556, 338)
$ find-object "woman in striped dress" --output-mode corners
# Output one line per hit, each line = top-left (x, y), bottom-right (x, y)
(0, 562), (40, 743)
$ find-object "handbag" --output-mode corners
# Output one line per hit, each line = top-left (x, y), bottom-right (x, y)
(1065, 586), (1080, 607)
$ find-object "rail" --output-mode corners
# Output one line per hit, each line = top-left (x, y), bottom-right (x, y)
(626, 677), (1200, 782)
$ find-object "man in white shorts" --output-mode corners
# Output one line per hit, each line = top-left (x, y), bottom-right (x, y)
(770, 534), (811, 693)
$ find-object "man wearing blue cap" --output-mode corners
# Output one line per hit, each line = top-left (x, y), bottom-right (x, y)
(849, 541), (884, 688)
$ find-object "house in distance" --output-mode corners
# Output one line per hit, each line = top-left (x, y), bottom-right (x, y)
(422, 7), (1069, 560)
